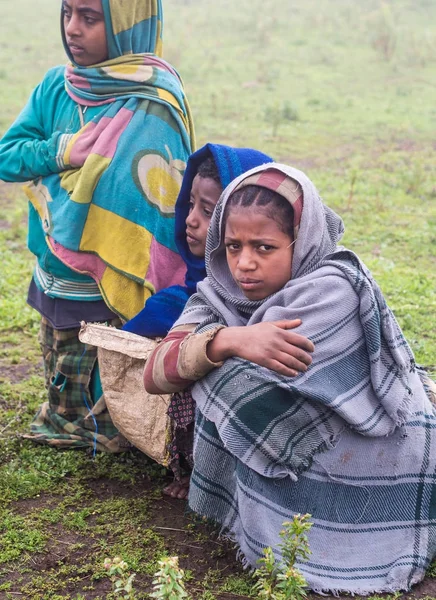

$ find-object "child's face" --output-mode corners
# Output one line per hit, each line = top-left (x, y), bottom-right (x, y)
(186, 175), (222, 258)
(63, 0), (108, 66)
(224, 206), (294, 301)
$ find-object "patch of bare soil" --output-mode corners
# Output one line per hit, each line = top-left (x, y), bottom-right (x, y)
(0, 360), (41, 384)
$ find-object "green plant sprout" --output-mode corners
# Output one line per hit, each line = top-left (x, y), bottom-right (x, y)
(252, 513), (312, 600)
(149, 556), (188, 600)
(104, 556), (137, 600)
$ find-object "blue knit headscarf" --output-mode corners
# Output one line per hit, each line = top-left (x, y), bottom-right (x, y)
(123, 144), (272, 337)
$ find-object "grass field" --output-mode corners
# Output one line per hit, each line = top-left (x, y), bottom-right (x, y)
(0, 0), (435, 598)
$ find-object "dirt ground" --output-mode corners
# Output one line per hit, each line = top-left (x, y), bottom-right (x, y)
(5, 478), (252, 599)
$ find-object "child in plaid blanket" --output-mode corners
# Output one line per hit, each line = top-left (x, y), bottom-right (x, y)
(145, 163), (436, 593)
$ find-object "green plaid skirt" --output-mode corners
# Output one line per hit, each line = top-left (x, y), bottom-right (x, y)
(24, 318), (123, 452)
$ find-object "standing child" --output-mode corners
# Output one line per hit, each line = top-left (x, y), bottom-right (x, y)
(0, 0), (195, 452)
(144, 163), (436, 592)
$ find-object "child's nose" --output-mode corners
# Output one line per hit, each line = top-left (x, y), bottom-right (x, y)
(186, 210), (198, 228)
(66, 14), (81, 37)
(237, 249), (256, 270)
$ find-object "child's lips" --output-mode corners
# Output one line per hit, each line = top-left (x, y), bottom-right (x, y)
(186, 231), (199, 245)
(68, 43), (85, 55)
(238, 279), (262, 290)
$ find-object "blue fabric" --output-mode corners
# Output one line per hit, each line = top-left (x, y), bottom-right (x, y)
(122, 144), (273, 337)
(122, 284), (190, 337)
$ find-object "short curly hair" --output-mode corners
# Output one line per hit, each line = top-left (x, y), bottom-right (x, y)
(197, 156), (221, 185)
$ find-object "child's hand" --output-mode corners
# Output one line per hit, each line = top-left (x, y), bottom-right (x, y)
(207, 320), (314, 377)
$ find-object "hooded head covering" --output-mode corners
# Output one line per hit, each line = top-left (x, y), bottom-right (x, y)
(61, 0), (163, 65)
(123, 144), (272, 336)
(189, 163), (345, 316)
(175, 144), (273, 295)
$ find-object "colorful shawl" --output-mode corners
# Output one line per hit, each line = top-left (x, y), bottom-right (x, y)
(24, 0), (195, 321)
(176, 164), (436, 593)
(122, 144), (272, 337)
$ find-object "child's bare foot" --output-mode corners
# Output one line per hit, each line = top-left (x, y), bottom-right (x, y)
(162, 476), (190, 500)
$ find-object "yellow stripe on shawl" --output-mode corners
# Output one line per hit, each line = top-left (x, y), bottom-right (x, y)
(99, 267), (155, 321)
(155, 20), (163, 57)
(60, 155), (112, 204)
(102, 64), (154, 82)
(157, 88), (189, 132)
(109, 0), (159, 35)
(80, 204), (153, 280)
(23, 182), (47, 221)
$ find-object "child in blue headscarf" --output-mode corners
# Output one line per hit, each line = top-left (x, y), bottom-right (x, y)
(124, 144), (278, 338)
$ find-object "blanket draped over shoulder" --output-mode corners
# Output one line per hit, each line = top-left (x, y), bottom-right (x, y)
(24, 0), (195, 321)
(175, 164), (436, 594)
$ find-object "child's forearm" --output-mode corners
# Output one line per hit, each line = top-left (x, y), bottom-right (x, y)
(143, 325), (195, 394)
(0, 76), (71, 183)
(0, 131), (68, 182)
(145, 319), (315, 394)
(207, 320), (315, 377)
(143, 324), (224, 394)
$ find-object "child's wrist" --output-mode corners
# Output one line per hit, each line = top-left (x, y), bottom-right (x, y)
(207, 327), (232, 362)
(207, 326), (243, 362)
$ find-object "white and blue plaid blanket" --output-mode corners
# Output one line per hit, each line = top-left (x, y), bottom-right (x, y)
(176, 163), (436, 594)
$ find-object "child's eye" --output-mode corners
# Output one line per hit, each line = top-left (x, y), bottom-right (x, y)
(64, 9), (71, 19)
(188, 201), (194, 213)
(225, 243), (240, 252)
(259, 244), (275, 252)
(84, 16), (97, 25)
(203, 208), (212, 218)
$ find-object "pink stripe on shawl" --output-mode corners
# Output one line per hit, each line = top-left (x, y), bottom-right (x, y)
(67, 89), (116, 107)
(244, 168), (304, 228)
(65, 69), (92, 90)
(69, 108), (134, 165)
(145, 238), (186, 292)
(51, 237), (186, 293)
(49, 238), (106, 282)
(291, 194), (303, 227)
(144, 56), (178, 78)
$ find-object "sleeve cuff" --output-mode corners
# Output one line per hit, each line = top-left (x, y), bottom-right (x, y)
(55, 133), (74, 170)
(177, 325), (226, 380)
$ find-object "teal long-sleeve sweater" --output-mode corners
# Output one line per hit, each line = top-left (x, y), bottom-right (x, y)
(0, 66), (103, 298)
(0, 66), (103, 182)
